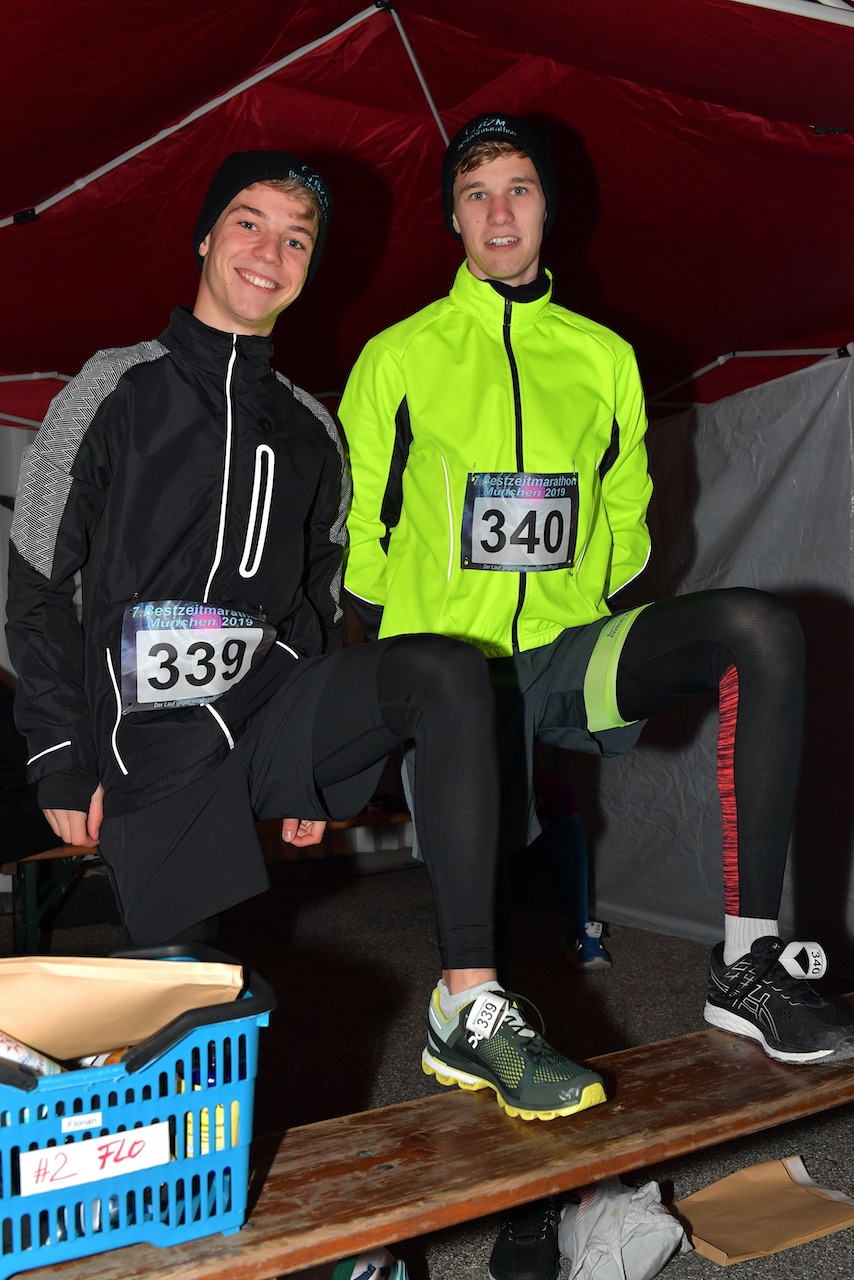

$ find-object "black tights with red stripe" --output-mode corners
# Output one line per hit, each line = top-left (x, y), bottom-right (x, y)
(614, 588), (804, 919)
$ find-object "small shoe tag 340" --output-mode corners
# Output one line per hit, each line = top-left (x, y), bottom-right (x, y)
(779, 942), (827, 980)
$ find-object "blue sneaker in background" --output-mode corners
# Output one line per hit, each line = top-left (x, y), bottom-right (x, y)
(568, 920), (612, 971)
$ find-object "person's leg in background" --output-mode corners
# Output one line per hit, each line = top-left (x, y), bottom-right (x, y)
(533, 763), (611, 970)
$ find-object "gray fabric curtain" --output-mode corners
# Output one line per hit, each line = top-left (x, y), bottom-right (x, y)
(573, 356), (854, 963)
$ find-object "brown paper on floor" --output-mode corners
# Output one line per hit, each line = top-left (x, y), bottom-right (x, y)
(674, 1155), (854, 1264)
(0, 955), (243, 1060)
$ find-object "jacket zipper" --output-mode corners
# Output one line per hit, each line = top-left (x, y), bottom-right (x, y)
(105, 647), (129, 775)
(502, 299), (527, 652)
(203, 336), (239, 602)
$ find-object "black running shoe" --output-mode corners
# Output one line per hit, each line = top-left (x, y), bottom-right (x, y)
(422, 987), (607, 1120)
(488, 1197), (560, 1280)
(704, 936), (854, 1064)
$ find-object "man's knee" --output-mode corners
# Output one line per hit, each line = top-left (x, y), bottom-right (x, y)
(381, 633), (491, 706)
(718, 588), (804, 667)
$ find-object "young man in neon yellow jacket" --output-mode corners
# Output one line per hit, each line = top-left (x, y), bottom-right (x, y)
(341, 113), (854, 1280)
(341, 113), (852, 1068)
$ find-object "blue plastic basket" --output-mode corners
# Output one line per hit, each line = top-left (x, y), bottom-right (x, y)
(0, 946), (275, 1279)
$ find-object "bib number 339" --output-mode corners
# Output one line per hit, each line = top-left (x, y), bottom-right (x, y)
(120, 601), (275, 713)
(461, 471), (578, 572)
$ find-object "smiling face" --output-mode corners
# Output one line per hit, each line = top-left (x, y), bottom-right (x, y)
(194, 182), (318, 335)
(451, 151), (546, 288)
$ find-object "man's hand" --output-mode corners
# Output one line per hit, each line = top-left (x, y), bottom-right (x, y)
(281, 817), (327, 847)
(44, 783), (104, 847)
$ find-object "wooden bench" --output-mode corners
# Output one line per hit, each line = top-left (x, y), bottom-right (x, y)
(1, 844), (100, 956)
(2, 810), (412, 955)
(17, 995), (854, 1280)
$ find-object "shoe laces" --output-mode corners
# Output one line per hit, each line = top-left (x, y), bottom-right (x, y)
(737, 940), (828, 1006)
(504, 1199), (558, 1243)
(495, 992), (554, 1062)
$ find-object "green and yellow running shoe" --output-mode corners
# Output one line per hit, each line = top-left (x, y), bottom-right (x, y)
(422, 986), (606, 1121)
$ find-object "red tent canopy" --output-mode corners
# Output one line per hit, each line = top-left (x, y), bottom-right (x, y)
(2, 0), (852, 424)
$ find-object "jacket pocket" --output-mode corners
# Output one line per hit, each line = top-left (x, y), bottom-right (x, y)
(239, 444), (275, 578)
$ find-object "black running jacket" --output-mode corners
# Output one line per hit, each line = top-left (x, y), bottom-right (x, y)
(6, 307), (348, 816)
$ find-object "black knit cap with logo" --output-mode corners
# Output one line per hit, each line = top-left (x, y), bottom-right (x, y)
(441, 114), (558, 241)
(193, 150), (332, 283)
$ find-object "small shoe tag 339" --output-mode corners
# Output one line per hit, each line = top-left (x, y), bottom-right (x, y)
(465, 992), (509, 1042)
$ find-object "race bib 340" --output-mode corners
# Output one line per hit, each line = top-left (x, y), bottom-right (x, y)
(461, 472), (578, 571)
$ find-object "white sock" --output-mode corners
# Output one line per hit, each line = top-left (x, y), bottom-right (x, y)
(724, 917), (779, 966)
(437, 977), (503, 1019)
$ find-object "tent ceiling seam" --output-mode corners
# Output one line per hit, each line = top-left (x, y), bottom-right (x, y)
(0, 4), (381, 230)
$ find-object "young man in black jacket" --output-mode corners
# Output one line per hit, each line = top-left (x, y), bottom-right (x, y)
(6, 150), (607, 1123)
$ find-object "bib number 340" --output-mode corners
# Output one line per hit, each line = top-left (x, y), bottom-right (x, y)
(461, 472), (578, 572)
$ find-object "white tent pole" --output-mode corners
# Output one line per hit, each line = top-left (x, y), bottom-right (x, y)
(730, 0), (854, 28)
(382, 3), (450, 146)
(648, 345), (850, 405)
(730, 346), (849, 357)
(1, 5), (381, 229)
(649, 353), (736, 402)
(0, 413), (43, 429)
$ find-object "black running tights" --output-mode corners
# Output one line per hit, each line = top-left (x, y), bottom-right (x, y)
(614, 588), (804, 919)
(311, 634), (501, 970)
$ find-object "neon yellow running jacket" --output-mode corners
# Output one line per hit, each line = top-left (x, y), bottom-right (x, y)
(340, 264), (652, 659)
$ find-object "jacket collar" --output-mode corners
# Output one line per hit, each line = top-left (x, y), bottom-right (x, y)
(159, 306), (275, 382)
(449, 262), (554, 328)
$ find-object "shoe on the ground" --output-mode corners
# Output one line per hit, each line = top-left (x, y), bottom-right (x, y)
(331, 1248), (408, 1279)
(488, 1196), (560, 1280)
(568, 920), (612, 971)
(704, 936), (854, 1064)
(422, 987), (607, 1121)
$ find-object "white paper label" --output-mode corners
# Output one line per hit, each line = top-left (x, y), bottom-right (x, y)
(19, 1121), (172, 1196)
(61, 1112), (103, 1134)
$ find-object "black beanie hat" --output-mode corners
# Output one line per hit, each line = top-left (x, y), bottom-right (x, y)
(441, 114), (558, 241)
(193, 150), (332, 283)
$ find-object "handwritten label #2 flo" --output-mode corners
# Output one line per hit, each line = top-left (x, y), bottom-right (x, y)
(19, 1121), (172, 1196)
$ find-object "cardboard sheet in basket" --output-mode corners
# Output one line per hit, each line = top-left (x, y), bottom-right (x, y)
(0, 955), (243, 1060)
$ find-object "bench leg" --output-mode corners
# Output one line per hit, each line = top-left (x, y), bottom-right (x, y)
(10, 858), (88, 955)
(11, 859), (42, 955)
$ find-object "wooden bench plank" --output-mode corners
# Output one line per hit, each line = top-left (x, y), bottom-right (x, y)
(18, 996), (854, 1280)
